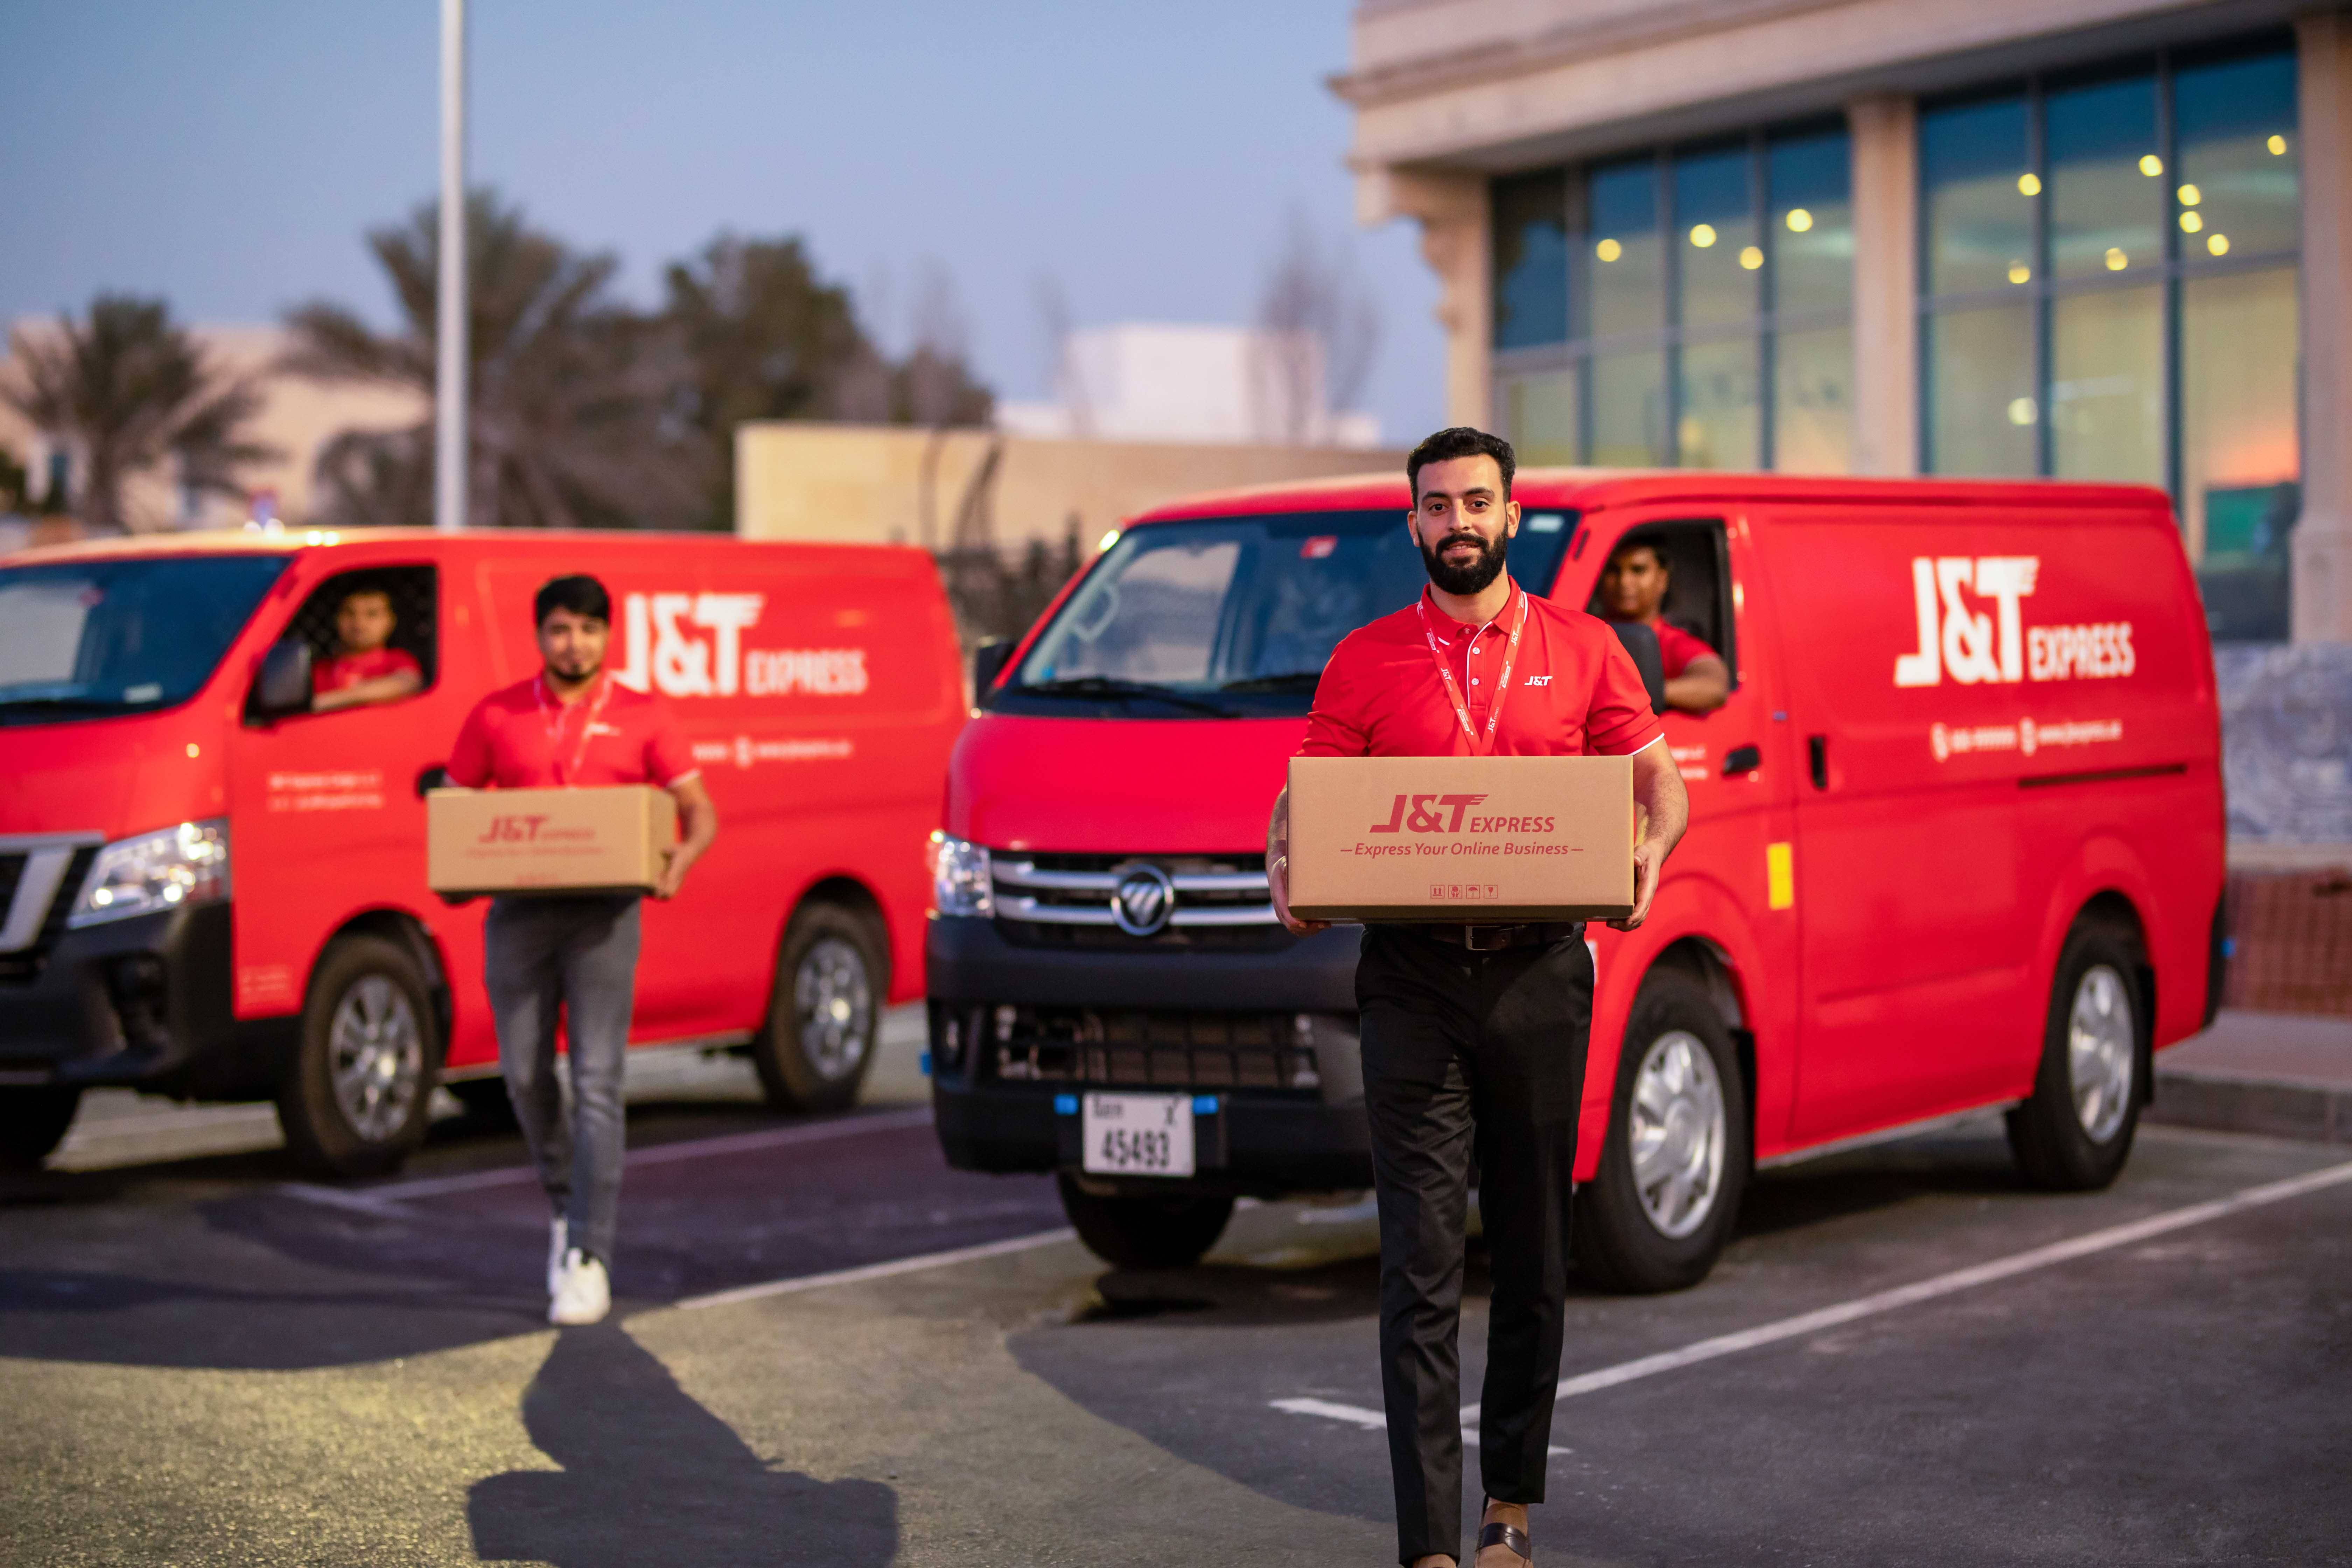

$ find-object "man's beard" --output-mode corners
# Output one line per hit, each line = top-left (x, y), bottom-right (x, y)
(1420, 528), (1508, 596)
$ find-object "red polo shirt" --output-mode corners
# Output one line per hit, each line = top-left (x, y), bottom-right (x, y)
(313, 645), (421, 695)
(1300, 581), (1663, 759)
(447, 674), (699, 790)
(1650, 620), (1716, 681)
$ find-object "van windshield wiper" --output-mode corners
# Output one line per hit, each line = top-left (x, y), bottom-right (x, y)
(1014, 676), (1239, 717)
(0, 695), (140, 716)
(1218, 671), (1323, 694)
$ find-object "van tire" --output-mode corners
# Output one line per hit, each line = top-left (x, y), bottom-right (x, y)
(2008, 920), (2144, 1191)
(0, 1087), (83, 1172)
(1057, 1172), (1234, 1270)
(752, 902), (886, 1114)
(1573, 970), (1750, 1294)
(279, 936), (441, 1178)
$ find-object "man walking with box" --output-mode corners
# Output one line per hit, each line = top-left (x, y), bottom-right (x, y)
(447, 574), (719, 1325)
(1268, 428), (1688, 1567)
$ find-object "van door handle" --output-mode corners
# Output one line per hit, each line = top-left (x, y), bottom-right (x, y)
(415, 765), (449, 799)
(1721, 744), (1761, 777)
(1807, 736), (1830, 791)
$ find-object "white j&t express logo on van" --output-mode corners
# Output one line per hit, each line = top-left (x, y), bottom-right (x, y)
(1894, 558), (2134, 687)
(612, 593), (871, 699)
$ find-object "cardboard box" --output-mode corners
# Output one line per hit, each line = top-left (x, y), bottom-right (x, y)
(426, 786), (678, 896)
(1285, 755), (1634, 923)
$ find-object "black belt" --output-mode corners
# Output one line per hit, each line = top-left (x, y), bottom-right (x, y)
(1407, 921), (1585, 952)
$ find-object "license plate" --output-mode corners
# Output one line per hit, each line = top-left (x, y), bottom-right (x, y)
(1081, 1092), (1195, 1178)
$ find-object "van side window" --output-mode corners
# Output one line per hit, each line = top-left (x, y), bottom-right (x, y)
(1586, 519), (1737, 693)
(275, 566), (438, 717)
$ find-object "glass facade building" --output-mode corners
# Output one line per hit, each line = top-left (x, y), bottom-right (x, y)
(1487, 30), (2303, 641)
(1494, 124), (1854, 474)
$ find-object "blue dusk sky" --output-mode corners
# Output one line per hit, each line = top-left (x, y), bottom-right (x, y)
(0, 1), (1443, 443)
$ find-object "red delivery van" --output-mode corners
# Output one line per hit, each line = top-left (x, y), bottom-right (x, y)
(927, 471), (2226, 1289)
(0, 528), (964, 1175)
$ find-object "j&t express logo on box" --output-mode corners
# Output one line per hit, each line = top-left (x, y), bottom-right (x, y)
(1367, 794), (1560, 835)
(611, 592), (870, 700)
(1894, 558), (2135, 688)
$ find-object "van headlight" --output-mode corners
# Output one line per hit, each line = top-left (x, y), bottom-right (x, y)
(68, 820), (232, 928)
(928, 832), (993, 917)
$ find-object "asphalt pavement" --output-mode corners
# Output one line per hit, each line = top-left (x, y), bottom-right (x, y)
(4, 1013), (2349, 1566)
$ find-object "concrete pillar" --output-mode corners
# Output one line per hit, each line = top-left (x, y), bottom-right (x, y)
(1848, 94), (1920, 476)
(2294, 8), (2352, 642)
(1361, 167), (1492, 433)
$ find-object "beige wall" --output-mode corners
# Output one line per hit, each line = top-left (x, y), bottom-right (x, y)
(0, 322), (422, 532)
(735, 424), (1406, 549)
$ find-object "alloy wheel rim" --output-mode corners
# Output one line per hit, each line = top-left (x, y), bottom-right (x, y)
(328, 974), (422, 1142)
(2068, 963), (2135, 1143)
(795, 938), (872, 1081)
(1629, 1029), (1726, 1240)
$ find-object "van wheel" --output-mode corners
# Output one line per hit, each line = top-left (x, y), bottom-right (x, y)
(279, 936), (440, 1178)
(0, 1087), (83, 1172)
(1574, 970), (1750, 1294)
(2008, 921), (2144, 1191)
(752, 903), (886, 1114)
(1057, 1172), (1234, 1270)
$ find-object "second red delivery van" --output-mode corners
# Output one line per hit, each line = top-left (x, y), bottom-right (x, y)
(927, 471), (2226, 1289)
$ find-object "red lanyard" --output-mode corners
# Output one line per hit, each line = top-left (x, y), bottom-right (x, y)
(534, 674), (612, 785)
(1416, 586), (1526, 756)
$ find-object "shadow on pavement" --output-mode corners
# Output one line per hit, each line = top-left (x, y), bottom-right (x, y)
(469, 1322), (897, 1566)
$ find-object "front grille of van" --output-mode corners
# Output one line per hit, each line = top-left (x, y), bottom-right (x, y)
(989, 852), (1282, 951)
(0, 845), (99, 985)
(939, 1002), (1321, 1094)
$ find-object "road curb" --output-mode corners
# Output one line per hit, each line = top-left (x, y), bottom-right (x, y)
(2149, 1070), (2352, 1145)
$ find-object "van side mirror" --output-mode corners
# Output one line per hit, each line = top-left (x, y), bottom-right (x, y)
(252, 639), (314, 720)
(1609, 622), (1668, 716)
(971, 638), (1015, 699)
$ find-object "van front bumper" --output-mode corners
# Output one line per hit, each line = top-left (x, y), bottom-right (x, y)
(924, 914), (1373, 1194)
(0, 902), (287, 1097)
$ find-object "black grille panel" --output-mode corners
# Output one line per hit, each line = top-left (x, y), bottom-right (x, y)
(0, 846), (97, 985)
(940, 1002), (1321, 1093)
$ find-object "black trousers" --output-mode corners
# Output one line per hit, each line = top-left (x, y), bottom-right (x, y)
(1357, 925), (1592, 1567)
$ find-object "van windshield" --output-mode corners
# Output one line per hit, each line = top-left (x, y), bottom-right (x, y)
(997, 507), (1578, 718)
(0, 556), (289, 726)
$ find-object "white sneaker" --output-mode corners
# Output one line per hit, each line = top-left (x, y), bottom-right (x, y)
(549, 1247), (610, 1326)
(546, 1217), (568, 1296)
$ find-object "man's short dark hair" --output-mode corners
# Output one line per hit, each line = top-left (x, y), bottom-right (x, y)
(535, 574), (612, 627)
(1407, 426), (1516, 504)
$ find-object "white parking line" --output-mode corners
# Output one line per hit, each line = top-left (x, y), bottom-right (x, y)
(677, 1227), (1078, 1310)
(274, 1106), (936, 1211)
(1279, 1158), (2352, 1436)
(1270, 1398), (1566, 1454)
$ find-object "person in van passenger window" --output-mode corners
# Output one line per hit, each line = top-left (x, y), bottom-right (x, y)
(1598, 539), (1729, 714)
(310, 586), (424, 712)
(445, 573), (720, 1326)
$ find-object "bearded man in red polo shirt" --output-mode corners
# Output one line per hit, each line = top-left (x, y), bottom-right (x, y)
(447, 573), (718, 1325)
(1268, 427), (1689, 1568)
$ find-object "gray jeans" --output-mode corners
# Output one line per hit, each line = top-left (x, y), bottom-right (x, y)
(482, 894), (642, 1264)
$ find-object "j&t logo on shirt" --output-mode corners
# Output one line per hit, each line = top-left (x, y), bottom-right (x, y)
(1524, 675), (1551, 687)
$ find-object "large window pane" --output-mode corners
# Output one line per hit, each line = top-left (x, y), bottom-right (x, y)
(2047, 73), (2162, 281)
(1678, 338), (1760, 468)
(1588, 159), (1664, 338)
(1493, 170), (1569, 349)
(1772, 323), (1853, 473)
(2183, 266), (2298, 641)
(1768, 127), (1853, 318)
(1923, 94), (2034, 296)
(1676, 145), (1758, 329)
(1504, 369), (1581, 466)
(2177, 48), (2300, 261)
(1927, 304), (2036, 475)
(1591, 349), (1668, 464)
(2051, 285), (2163, 483)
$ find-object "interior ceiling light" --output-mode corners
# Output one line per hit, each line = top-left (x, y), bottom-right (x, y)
(1738, 245), (1763, 270)
(2017, 172), (2042, 196)
(2139, 154), (2164, 176)
(1595, 237), (1623, 262)
(1689, 223), (1718, 248)
(1785, 208), (1814, 233)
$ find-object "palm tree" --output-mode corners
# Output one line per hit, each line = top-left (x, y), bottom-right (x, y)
(285, 190), (697, 530)
(1, 295), (272, 534)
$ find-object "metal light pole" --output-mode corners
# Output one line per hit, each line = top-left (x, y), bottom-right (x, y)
(434, 0), (468, 532)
